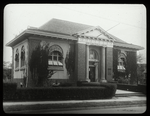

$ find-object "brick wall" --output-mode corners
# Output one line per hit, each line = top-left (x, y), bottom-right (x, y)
(106, 47), (113, 81)
(76, 43), (86, 81)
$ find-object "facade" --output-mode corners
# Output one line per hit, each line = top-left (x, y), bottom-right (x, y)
(6, 18), (144, 87)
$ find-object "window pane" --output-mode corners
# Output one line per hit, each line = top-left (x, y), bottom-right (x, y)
(53, 51), (57, 55)
(53, 56), (57, 61)
(49, 56), (52, 60)
(58, 56), (62, 61)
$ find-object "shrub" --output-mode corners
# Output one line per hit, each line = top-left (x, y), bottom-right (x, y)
(3, 82), (17, 101)
(76, 81), (89, 86)
(59, 82), (74, 87)
(138, 84), (146, 95)
(99, 83), (117, 97)
(77, 82), (117, 97)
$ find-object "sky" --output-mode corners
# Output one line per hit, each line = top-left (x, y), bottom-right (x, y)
(3, 4), (146, 63)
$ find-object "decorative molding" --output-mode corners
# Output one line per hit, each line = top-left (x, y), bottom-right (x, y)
(78, 37), (113, 47)
(73, 26), (115, 42)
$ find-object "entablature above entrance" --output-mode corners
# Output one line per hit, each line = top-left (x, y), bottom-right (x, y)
(77, 37), (113, 47)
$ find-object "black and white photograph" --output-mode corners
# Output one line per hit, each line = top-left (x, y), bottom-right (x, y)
(3, 4), (146, 114)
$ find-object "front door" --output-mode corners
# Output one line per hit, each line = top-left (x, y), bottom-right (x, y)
(89, 67), (95, 82)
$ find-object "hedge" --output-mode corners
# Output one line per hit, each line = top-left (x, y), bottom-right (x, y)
(77, 82), (117, 96)
(3, 82), (117, 101)
(3, 82), (17, 101)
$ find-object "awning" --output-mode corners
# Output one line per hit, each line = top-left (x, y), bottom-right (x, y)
(48, 60), (63, 66)
(48, 60), (63, 71)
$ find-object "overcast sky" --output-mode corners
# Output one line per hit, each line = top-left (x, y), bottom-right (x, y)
(3, 4), (146, 63)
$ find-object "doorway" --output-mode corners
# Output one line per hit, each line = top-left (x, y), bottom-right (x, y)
(89, 66), (95, 82)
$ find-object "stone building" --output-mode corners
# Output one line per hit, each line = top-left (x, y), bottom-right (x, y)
(6, 18), (144, 87)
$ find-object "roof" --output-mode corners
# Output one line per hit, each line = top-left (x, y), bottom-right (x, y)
(6, 28), (77, 47)
(39, 18), (92, 35)
(6, 18), (144, 50)
(114, 42), (144, 50)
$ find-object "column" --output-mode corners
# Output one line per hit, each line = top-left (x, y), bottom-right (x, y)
(100, 46), (107, 82)
(95, 63), (98, 82)
(86, 44), (90, 82)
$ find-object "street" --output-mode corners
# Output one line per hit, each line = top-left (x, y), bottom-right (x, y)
(37, 105), (146, 114)
(8, 105), (146, 114)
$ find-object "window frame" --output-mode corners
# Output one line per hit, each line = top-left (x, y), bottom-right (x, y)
(48, 45), (64, 71)
(15, 48), (19, 71)
(89, 49), (99, 62)
(118, 53), (126, 72)
(21, 45), (25, 68)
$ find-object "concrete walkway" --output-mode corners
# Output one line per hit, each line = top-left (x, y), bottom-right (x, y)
(115, 89), (145, 97)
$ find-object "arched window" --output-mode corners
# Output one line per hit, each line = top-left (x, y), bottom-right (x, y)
(15, 48), (19, 68)
(21, 45), (25, 67)
(49, 51), (63, 65)
(89, 49), (98, 61)
(48, 45), (63, 70)
(118, 53), (126, 72)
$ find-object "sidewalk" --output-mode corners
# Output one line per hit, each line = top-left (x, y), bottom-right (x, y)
(3, 90), (146, 113)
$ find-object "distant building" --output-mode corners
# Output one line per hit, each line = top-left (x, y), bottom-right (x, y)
(6, 18), (144, 87)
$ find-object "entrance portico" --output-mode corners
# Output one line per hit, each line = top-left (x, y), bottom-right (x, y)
(75, 26), (114, 83)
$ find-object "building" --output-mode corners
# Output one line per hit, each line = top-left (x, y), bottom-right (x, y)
(6, 18), (144, 87)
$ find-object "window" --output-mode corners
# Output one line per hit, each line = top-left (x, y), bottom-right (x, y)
(118, 53), (126, 72)
(48, 51), (63, 66)
(89, 49), (98, 61)
(21, 45), (25, 67)
(48, 45), (63, 71)
(15, 49), (19, 69)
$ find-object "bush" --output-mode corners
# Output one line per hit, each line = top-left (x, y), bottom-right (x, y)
(3, 85), (117, 101)
(77, 82), (117, 97)
(59, 82), (74, 87)
(138, 84), (146, 95)
(117, 76), (129, 84)
(77, 81), (88, 86)
(3, 82), (17, 101)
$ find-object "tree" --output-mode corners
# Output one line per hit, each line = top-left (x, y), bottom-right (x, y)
(137, 53), (144, 64)
(65, 44), (75, 82)
(3, 61), (12, 81)
(29, 42), (55, 87)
